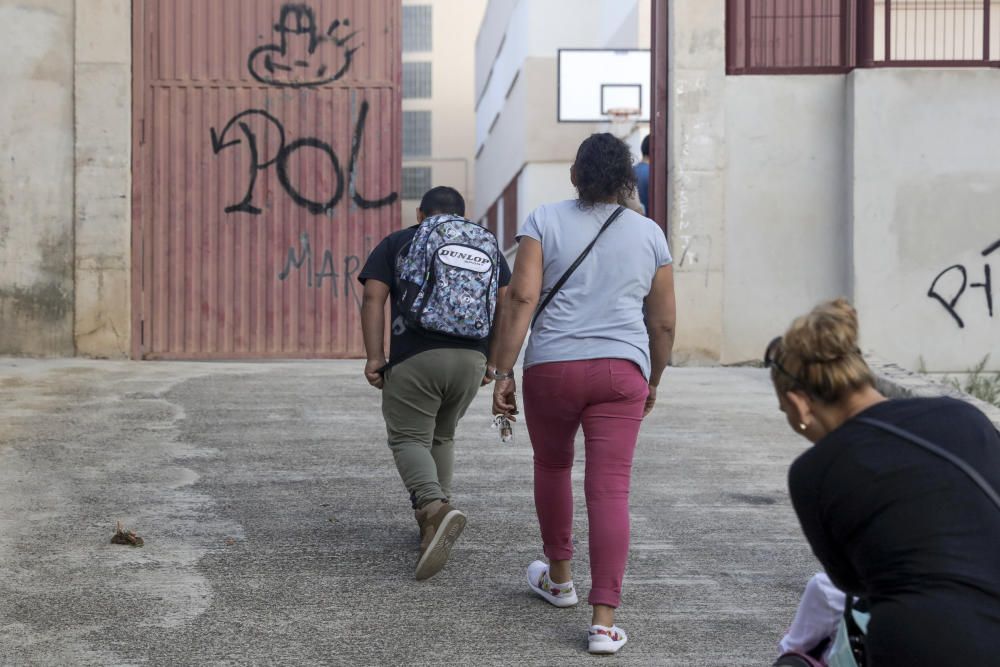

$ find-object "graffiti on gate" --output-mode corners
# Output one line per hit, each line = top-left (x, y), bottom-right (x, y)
(928, 238), (999, 329)
(210, 100), (398, 216)
(278, 232), (364, 308)
(248, 3), (361, 88)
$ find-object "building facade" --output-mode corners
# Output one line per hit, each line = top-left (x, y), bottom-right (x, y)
(476, 0), (1000, 374)
(401, 0), (486, 220)
(473, 0), (651, 252)
(2, 1), (997, 373)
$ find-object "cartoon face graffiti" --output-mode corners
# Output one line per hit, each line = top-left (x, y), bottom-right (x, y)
(248, 3), (361, 87)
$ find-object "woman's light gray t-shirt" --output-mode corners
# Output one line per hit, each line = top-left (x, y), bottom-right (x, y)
(517, 199), (672, 380)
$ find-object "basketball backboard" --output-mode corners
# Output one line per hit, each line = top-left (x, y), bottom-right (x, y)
(557, 49), (651, 123)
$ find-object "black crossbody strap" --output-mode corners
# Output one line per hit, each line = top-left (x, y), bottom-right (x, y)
(857, 416), (1000, 513)
(531, 205), (625, 329)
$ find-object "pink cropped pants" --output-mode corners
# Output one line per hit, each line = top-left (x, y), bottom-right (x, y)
(522, 358), (649, 608)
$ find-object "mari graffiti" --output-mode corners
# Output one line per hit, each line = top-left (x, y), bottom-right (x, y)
(928, 238), (999, 329)
(210, 100), (398, 216)
(248, 3), (361, 88)
(278, 232), (363, 308)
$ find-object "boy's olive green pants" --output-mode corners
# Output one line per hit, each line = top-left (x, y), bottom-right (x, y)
(381, 348), (486, 509)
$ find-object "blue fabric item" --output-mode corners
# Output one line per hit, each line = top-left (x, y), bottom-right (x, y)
(634, 161), (650, 214)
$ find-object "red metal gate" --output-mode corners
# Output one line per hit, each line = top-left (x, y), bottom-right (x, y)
(132, 0), (400, 359)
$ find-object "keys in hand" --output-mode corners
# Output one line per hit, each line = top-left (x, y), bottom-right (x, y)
(492, 414), (514, 443)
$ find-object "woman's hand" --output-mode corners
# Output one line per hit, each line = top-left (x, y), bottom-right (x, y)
(644, 384), (657, 417)
(492, 378), (519, 419)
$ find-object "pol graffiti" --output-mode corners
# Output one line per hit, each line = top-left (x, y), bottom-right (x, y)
(210, 100), (397, 216)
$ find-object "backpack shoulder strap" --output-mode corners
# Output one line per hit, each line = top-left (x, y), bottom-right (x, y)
(531, 205), (625, 329)
(856, 416), (1000, 513)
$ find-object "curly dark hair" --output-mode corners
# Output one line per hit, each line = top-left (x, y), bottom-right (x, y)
(572, 133), (637, 207)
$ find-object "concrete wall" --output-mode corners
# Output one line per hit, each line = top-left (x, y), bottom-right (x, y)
(672, 5), (1000, 373)
(0, 0), (131, 358)
(75, 0), (131, 357)
(668, 1), (727, 364)
(850, 69), (1000, 373)
(723, 76), (850, 363)
(0, 1), (76, 356)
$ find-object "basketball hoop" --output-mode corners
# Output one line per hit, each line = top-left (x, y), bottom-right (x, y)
(604, 107), (641, 139)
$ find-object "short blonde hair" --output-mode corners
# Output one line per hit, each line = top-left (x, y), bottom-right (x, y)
(769, 299), (875, 403)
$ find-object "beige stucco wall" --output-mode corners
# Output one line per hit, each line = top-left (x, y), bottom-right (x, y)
(850, 69), (1000, 373)
(75, 0), (131, 357)
(402, 0), (485, 218)
(0, 1), (76, 355)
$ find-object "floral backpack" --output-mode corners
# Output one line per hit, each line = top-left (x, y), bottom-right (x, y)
(394, 215), (501, 341)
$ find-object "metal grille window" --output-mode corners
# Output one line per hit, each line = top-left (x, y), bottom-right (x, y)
(869, 1), (1000, 64)
(403, 62), (432, 98)
(403, 111), (432, 157)
(727, 1), (855, 74)
(401, 166), (432, 200)
(403, 6), (432, 53)
(727, 0), (1000, 72)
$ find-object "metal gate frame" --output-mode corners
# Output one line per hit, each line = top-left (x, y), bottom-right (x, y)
(130, 0), (401, 359)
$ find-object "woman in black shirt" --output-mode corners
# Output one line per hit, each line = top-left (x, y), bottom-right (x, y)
(765, 299), (1000, 666)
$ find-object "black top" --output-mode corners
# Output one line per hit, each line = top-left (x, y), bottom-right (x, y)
(789, 397), (1000, 665)
(357, 226), (512, 367)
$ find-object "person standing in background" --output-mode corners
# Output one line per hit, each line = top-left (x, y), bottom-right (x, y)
(633, 135), (651, 215)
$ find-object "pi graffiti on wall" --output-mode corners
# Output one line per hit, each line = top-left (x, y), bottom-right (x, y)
(248, 3), (361, 88)
(928, 238), (1000, 329)
(209, 100), (398, 216)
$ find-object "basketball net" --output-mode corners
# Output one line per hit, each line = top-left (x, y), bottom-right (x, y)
(604, 107), (641, 140)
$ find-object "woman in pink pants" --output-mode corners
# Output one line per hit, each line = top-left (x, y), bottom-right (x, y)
(489, 133), (676, 655)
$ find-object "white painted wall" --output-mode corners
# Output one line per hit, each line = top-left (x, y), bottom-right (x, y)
(723, 76), (850, 363)
(850, 69), (1000, 373)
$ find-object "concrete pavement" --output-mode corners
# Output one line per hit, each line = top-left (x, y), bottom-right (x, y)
(0, 359), (820, 666)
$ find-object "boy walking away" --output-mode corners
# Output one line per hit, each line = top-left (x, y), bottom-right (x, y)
(358, 186), (511, 580)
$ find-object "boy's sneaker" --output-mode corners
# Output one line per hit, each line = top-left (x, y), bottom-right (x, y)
(414, 501), (466, 581)
(588, 625), (628, 655)
(526, 560), (579, 607)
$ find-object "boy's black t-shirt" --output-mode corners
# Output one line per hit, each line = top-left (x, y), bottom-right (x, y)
(358, 225), (512, 367)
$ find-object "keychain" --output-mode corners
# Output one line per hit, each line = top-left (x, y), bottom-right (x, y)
(492, 414), (514, 443)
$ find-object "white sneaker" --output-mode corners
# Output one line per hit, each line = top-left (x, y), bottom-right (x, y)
(588, 625), (628, 654)
(526, 560), (579, 607)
